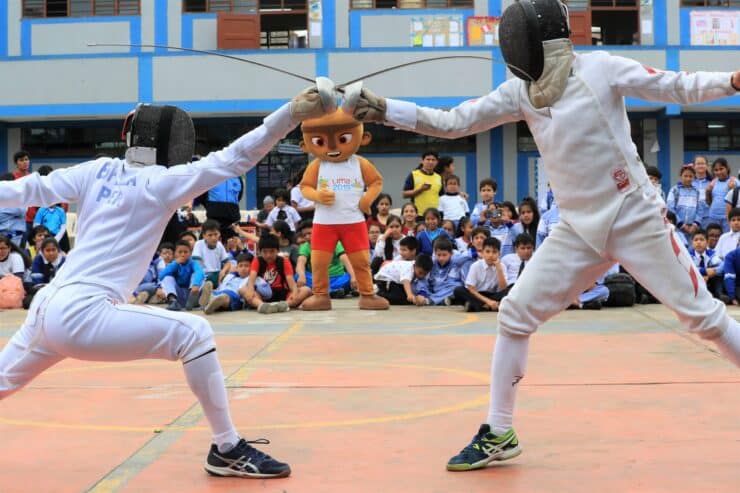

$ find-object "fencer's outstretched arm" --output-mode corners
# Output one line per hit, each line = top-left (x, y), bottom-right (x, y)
(150, 103), (298, 209)
(609, 55), (738, 104)
(0, 163), (90, 209)
(381, 81), (522, 139)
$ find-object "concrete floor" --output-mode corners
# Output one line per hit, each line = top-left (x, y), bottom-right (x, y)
(1, 301), (739, 493)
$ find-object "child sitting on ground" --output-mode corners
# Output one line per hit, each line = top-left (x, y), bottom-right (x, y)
(159, 240), (205, 311)
(240, 233), (312, 314)
(428, 236), (472, 306)
(372, 215), (404, 274)
(454, 238), (509, 312)
(295, 221), (355, 299)
(192, 220), (229, 289)
(375, 254), (433, 306)
(202, 253), (268, 314)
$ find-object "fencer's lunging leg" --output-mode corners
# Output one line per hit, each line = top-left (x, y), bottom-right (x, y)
(487, 334), (529, 434)
(490, 221), (610, 433)
(183, 349), (240, 452)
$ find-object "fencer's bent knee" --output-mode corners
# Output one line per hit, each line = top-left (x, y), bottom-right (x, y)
(176, 317), (216, 362)
(497, 297), (537, 338)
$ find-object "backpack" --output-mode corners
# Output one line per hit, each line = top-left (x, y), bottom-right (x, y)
(603, 272), (636, 307)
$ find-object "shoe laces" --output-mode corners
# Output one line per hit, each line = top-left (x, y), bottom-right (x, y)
(235, 438), (273, 461)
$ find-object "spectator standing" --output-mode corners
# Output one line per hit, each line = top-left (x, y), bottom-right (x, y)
(290, 167), (315, 221)
(202, 174), (243, 241)
(705, 157), (736, 232)
(0, 173), (26, 246)
(255, 195), (275, 230)
(692, 155), (712, 227)
(403, 151), (443, 218)
(666, 164), (701, 238)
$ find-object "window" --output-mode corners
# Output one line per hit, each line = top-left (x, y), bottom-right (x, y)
(21, 125), (127, 158)
(684, 120), (740, 151)
(183, 0), (304, 13)
(350, 0), (473, 8)
(590, 0), (639, 45)
(23, 0), (139, 17)
(681, 0), (740, 7)
(359, 123), (475, 153)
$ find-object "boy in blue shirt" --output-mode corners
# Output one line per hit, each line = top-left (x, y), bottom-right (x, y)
(33, 203), (67, 247)
(690, 230), (727, 303)
(471, 178), (497, 226)
(201, 253), (266, 314)
(159, 240), (205, 311)
(723, 246), (740, 305)
(428, 236), (472, 305)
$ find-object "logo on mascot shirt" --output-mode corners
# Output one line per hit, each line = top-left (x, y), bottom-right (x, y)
(320, 176), (358, 192)
(611, 167), (631, 191)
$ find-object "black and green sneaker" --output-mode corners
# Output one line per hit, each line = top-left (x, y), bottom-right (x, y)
(447, 424), (521, 471)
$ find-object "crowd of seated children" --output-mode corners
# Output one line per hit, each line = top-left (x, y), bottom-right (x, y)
(240, 233), (312, 314)
(265, 188), (302, 232)
(295, 221), (355, 299)
(427, 236), (471, 306)
(375, 254), (432, 306)
(453, 237), (509, 312)
(400, 203), (418, 237)
(366, 193), (393, 233)
(438, 175), (469, 229)
(371, 215), (404, 274)
(160, 240), (205, 312)
(688, 229), (726, 303)
(501, 233), (534, 288)
(192, 220), (230, 290)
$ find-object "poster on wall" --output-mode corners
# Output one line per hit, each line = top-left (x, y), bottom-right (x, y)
(690, 10), (740, 46)
(410, 15), (464, 48)
(466, 17), (500, 46)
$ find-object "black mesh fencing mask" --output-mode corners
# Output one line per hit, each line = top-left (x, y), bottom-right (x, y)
(125, 104), (195, 167)
(499, 0), (570, 81)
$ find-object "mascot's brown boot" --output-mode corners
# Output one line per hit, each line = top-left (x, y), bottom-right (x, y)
(347, 250), (390, 311)
(301, 250), (333, 311)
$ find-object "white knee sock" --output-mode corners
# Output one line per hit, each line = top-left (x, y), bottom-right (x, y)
(714, 318), (740, 367)
(183, 351), (240, 453)
(487, 334), (530, 435)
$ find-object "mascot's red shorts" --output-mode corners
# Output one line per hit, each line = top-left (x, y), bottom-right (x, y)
(311, 222), (368, 254)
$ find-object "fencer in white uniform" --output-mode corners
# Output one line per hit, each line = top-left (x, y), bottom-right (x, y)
(353, 0), (740, 472)
(0, 87), (329, 478)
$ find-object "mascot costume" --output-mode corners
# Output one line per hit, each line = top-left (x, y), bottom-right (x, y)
(299, 108), (390, 311)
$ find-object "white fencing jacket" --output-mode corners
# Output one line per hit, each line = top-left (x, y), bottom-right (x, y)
(0, 104), (297, 302)
(384, 52), (737, 254)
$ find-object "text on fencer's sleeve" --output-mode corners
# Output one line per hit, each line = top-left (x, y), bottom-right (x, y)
(609, 55), (736, 104)
(0, 163), (91, 209)
(383, 80), (523, 139)
(150, 103), (298, 209)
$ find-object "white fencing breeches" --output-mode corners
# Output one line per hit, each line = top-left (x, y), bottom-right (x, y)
(0, 283), (215, 399)
(498, 187), (730, 340)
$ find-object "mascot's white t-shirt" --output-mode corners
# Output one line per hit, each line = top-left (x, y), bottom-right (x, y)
(314, 155), (365, 225)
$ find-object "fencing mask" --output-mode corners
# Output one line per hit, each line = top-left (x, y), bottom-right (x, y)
(121, 104), (195, 167)
(499, 0), (571, 82)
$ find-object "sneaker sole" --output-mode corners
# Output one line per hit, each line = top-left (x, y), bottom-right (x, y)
(199, 282), (213, 308)
(204, 462), (291, 478)
(446, 445), (522, 471)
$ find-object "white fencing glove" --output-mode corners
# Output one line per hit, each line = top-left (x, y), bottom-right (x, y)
(352, 87), (387, 123)
(290, 85), (328, 122)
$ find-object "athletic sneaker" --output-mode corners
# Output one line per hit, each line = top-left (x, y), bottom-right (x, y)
(166, 300), (183, 311)
(199, 281), (214, 308)
(273, 301), (290, 313)
(205, 293), (230, 315)
(204, 438), (291, 478)
(257, 303), (280, 314)
(446, 424), (521, 471)
(444, 296), (454, 306)
(134, 291), (150, 304)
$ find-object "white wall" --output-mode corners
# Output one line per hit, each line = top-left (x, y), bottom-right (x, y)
(31, 22), (130, 55)
(153, 54), (313, 101)
(0, 59), (138, 105)
(141, 0), (156, 50)
(167, 0), (181, 50)
(329, 51), (492, 98)
(7, 0), (21, 56)
(335, 0), (350, 48)
(192, 18), (217, 51)
(667, 0), (681, 45)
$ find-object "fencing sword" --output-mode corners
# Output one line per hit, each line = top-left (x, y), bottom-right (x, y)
(87, 42), (540, 112)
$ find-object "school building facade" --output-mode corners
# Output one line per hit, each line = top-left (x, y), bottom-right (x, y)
(0, 0), (738, 207)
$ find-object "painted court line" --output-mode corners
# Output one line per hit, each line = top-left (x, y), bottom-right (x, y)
(84, 322), (303, 493)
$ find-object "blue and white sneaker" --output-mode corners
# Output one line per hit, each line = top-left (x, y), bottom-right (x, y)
(205, 438), (291, 478)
